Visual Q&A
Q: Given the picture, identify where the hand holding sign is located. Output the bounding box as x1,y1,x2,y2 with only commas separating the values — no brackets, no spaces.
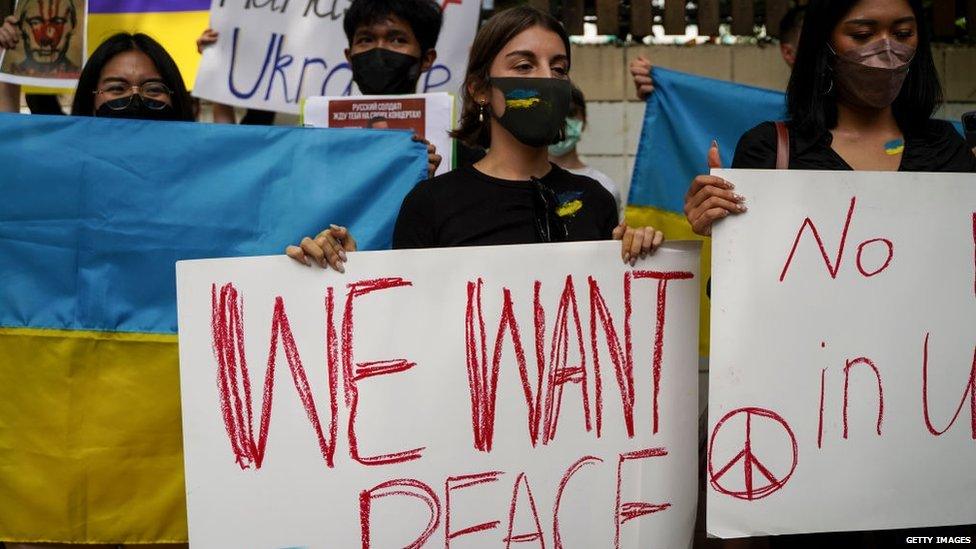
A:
684,141,746,236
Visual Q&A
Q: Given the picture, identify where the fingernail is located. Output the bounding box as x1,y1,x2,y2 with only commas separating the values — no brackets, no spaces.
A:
337,262,345,274
330,224,341,230
339,249,347,261
623,253,630,263
711,139,718,148
304,257,311,267
738,204,748,212
725,181,735,189
734,193,745,202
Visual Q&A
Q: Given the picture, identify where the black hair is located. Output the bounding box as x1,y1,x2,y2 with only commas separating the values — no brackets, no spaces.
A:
71,33,194,121
451,6,571,148
343,0,443,54
568,83,586,120
779,6,805,45
786,0,942,136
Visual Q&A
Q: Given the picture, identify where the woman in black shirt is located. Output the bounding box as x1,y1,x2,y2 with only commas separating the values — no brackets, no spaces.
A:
288,6,663,270
685,0,976,236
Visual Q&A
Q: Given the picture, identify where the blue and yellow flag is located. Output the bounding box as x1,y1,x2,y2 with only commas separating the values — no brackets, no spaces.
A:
626,67,786,356
0,114,427,543
88,0,211,88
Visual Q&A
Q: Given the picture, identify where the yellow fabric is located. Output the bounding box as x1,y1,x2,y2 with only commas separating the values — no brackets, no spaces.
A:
625,205,711,357
87,11,210,90
0,328,188,543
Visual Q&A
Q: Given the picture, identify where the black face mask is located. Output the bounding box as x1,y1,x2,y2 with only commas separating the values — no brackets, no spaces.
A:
95,95,178,121
350,48,422,95
490,77,572,148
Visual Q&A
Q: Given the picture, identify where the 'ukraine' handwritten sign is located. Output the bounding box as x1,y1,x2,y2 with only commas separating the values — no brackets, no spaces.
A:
708,169,976,537
193,0,480,114
176,242,700,548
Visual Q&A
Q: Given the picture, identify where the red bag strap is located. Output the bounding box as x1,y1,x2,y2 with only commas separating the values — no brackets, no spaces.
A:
774,121,790,170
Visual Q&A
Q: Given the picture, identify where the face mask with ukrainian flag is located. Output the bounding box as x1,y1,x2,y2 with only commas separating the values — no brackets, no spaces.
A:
490,77,572,148
548,117,584,157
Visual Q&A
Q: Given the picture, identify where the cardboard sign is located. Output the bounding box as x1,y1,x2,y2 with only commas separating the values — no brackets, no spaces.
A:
708,169,976,537
0,0,87,87
303,92,454,175
192,0,480,114
176,241,701,548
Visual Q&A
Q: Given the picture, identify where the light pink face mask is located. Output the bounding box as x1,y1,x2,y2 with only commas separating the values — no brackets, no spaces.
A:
830,38,916,109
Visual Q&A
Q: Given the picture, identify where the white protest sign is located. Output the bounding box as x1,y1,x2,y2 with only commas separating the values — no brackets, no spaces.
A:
303,92,454,175
707,169,976,538
176,241,700,548
193,0,480,114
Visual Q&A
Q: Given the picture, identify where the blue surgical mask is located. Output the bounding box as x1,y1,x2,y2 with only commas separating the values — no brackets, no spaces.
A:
548,117,584,157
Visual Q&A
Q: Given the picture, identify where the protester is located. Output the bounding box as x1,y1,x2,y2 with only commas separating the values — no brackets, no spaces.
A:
286,6,663,271
196,0,442,176
0,4,19,113
778,6,805,67
686,0,976,238
70,33,194,121
548,83,622,212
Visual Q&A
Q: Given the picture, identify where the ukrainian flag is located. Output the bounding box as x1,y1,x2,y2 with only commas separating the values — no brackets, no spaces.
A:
0,114,427,543
88,0,212,89
626,67,786,356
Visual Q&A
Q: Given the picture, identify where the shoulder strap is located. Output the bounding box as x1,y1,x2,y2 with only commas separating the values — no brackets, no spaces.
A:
774,121,790,170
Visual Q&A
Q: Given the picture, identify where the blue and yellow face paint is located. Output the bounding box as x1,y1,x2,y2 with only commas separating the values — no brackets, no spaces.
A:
884,138,905,155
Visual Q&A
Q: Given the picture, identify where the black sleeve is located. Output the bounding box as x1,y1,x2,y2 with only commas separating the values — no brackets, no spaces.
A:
937,122,976,173
600,187,619,238
731,121,778,169
392,182,435,249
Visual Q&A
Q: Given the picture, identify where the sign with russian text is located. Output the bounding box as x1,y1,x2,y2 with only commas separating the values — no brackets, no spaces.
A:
176,241,700,548
192,0,479,114
303,92,454,175
708,169,976,537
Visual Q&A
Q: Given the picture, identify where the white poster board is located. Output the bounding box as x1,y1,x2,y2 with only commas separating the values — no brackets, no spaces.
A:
708,169,976,538
193,0,480,114
303,92,454,175
176,241,700,548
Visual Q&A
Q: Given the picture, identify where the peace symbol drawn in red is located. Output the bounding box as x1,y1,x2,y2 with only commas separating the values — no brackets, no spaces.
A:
708,407,798,501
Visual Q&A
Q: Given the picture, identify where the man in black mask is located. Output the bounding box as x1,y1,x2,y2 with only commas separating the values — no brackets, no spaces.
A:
342,0,442,96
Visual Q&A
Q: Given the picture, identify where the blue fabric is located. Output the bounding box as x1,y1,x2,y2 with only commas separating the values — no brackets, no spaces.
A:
629,67,786,212
629,67,968,212
0,114,428,334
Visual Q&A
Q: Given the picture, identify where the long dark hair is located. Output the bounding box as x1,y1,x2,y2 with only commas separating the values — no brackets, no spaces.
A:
450,6,571,149
786,0,942,135
71,33,194,121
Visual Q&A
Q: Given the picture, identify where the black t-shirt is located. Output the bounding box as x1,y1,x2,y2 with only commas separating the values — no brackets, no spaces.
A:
392,163,618,249
733,119,976,172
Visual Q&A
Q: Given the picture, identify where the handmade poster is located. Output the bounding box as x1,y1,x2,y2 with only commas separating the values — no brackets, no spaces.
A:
193,0,480,114
176,241,701,548
707,170,976,537
0,0,86,87
303,91,454,175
